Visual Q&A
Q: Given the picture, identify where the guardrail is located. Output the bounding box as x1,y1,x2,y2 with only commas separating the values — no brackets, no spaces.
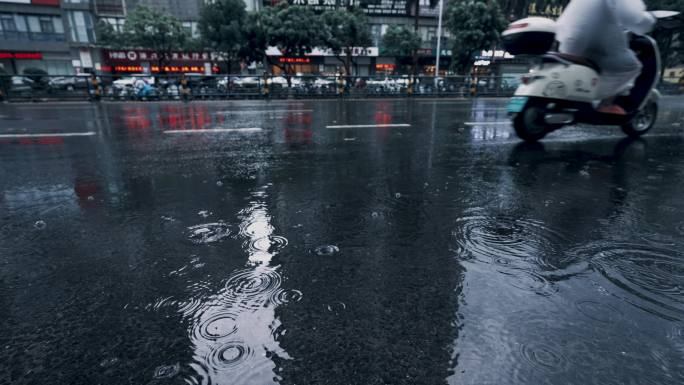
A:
0,74,681,102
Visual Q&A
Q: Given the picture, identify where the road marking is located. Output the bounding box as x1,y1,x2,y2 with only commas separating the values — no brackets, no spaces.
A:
217,109,312,115
326,123,411,129
0,132,95,138
464,121,510,126
164,128,263,134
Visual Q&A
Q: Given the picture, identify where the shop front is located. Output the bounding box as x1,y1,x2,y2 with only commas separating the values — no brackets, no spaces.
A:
472,49,528,92
0,51,73,75
101,50,220,75
266,47,379,76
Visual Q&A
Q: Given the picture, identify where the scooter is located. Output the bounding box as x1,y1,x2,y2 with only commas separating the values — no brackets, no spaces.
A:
503,11,681,142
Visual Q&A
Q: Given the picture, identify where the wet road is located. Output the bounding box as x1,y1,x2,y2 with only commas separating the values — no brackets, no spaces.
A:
1,98,684,385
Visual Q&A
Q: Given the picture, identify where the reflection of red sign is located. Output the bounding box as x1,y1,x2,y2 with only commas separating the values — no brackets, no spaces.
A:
375,64,395,71
0,52,43,60
279,57,310,64
113,65,219,73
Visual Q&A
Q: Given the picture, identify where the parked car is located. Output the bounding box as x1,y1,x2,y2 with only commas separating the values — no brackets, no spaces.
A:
232,77,260,90
8,76,38,96
48,76,90,92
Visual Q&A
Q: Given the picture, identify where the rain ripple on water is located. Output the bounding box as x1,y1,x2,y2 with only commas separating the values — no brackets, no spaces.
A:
206,342,253,371
187,222,231,244
192,309,240,341
578,242,684,319
452,214,570,269
221,267,283,309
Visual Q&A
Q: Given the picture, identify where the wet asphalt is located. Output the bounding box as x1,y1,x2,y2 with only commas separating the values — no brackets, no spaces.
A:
1,97,683,385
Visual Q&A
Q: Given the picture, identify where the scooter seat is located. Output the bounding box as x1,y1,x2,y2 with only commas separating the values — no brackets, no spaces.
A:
543,52,601,74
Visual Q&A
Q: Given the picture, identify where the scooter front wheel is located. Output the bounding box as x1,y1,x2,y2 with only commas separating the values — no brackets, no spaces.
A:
622,101,657,137
513,104,550,142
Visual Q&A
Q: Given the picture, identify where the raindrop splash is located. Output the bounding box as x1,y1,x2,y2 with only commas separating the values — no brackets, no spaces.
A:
153,363,180,379
187,222,230,244
315,245,339,256
206,343,253,371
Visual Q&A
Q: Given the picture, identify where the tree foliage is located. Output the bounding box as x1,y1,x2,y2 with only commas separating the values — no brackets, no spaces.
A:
321,7,372,75
199,0,247,65
95,20,125,48
260,3,324,73
95,6,189,69
446,0,507,74
241,11,269,65
123,6,188,61
381,25,421,58
645,0,684,75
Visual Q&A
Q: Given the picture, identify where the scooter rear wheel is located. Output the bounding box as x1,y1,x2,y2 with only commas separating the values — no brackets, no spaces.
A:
621,101,657,137
513,104,550,142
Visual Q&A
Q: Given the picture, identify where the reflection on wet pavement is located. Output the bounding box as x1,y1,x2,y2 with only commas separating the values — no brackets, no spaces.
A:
0,98,683,384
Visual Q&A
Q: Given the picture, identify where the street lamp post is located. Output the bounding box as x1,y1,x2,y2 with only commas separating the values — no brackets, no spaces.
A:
434,0,445,88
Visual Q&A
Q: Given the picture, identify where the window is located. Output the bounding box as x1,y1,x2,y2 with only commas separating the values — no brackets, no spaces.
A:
27,16,41,33
40,17,55,33
53,17,64,34
181,21,199,38
67,10,94,43
426,27,437,42
14,15,27,32
1,14,63,40
1,14,17,32
182,21,193,37
103,17,124,32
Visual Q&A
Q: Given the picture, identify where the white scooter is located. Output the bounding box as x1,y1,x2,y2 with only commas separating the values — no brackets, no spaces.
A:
503,11,680,142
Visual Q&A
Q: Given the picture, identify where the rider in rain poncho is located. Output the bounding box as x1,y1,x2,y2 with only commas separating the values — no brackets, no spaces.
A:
555,0,656,114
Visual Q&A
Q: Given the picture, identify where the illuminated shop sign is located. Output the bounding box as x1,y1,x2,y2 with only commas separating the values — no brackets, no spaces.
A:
0,52,43,60
278,57,311,64
113,65,219,73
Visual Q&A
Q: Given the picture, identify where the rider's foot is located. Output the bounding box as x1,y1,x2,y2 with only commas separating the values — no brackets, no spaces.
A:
597,104,626,115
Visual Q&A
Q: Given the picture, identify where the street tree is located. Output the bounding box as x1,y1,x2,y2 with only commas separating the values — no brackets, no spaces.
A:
381,25,421,73
445,0,507,74
199,0,248,73
122,6,188,71
241,11,269,66
645,0,684,78
320,7,372,76
261,3,324,78
95,20,128,49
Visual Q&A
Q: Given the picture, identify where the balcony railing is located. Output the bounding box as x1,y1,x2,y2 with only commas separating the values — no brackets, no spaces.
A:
1,31,66,42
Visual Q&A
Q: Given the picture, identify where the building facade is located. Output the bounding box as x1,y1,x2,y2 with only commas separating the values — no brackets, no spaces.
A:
0,0,73,75
0,0,212,75
0,0,571,76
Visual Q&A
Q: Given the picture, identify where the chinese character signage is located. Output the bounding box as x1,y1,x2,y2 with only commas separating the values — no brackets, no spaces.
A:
275,0,409,16
0,52,43,60
104,50,218,63
112,65,220,73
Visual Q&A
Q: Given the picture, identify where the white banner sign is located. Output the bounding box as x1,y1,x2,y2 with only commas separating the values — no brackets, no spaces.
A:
267,47,379,57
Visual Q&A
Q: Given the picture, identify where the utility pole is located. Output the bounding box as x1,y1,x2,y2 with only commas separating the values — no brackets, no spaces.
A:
434,0,444,87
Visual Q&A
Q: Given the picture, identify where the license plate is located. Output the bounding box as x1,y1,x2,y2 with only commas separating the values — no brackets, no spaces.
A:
507,97,528,113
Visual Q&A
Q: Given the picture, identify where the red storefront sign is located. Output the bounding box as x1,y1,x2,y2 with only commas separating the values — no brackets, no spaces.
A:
375,64,395,71
31,0,60,5
0,52,43,60
104,50,215,63
279,57,311,64
0,1,60,5
113,65,219,74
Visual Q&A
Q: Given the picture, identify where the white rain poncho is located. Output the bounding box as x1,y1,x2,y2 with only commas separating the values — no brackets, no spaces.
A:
555,0,656,99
